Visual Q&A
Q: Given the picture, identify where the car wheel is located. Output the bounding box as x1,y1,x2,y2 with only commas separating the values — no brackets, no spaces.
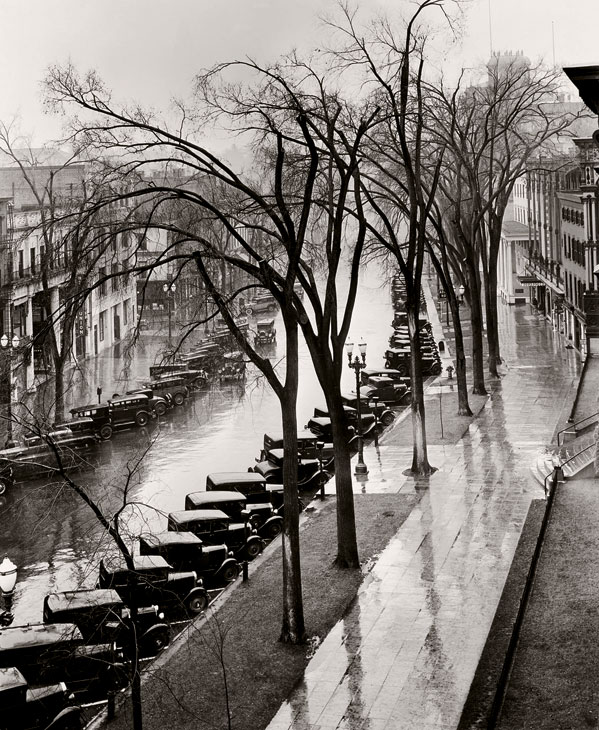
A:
267,520,282,539
221,563,240,583
381,411,395,426
136,411,150,427
173,392,185,406
155,402,167,416
99,424,113,440
186,592,208,615
143,628,170,655
246,541,262,560
0,480,6,496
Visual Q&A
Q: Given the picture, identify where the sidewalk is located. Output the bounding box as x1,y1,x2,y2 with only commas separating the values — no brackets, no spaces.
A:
266,303,581,730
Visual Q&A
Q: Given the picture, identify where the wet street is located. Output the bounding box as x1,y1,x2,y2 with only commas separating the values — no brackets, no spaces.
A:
0,266,394,624
266,303,581,730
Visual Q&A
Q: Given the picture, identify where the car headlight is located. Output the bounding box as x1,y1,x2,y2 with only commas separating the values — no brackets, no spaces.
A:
228,551,234,557
158,612,165,620
252,528,258,535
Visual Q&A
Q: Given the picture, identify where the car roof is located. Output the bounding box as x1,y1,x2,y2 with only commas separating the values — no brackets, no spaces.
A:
187,491,246,505
264,430,316,443
207,472,265,487
71,403,109,412
169,509,230,523
102,554,171,572
0,623,83,650
141,531,202,547
44,589,123,613
0,666,27,692
109,393,149,404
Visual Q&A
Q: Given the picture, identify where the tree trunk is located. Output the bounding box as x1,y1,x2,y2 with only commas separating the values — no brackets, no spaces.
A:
54,359,65,423
450,299,472,416
485,253,501,378
325,378,359,570
279,315,306,644
407,306,436,475
466,262,487,395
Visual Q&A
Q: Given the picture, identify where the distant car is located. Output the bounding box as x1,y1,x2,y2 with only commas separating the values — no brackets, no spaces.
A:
42,589,170,657
253,319,276,346
168,509,263,560
126,388,170,416
97,555,208,617
139,532,239,586
141,377,189,406
0,666,81,730
185,490,283,539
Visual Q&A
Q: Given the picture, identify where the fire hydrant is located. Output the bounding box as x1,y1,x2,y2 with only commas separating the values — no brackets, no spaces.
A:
446,365,454,380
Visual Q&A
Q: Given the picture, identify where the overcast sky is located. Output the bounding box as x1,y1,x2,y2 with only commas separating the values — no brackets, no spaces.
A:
2,0,598,145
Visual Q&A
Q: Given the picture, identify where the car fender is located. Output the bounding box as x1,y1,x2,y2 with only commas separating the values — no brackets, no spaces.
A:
44,706,82,730
260,514,283,533
140,621,170,645
184,585,208,604
246,534,264,550
214,556,239,576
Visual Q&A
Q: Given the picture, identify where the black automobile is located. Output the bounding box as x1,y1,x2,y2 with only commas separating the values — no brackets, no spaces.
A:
362,377,409,405
97,555,208,617
252,449,332,492
340,393,396,426
384,348,441,376
185,490,283,539
42,589,170,657
260,430,334,463
305,416,358,448
0,624,124,697
253,319,276,346
51,418,97,440
125,388,170,416
138,532,239,586
205,472,286,512
167,509,263,561
0,666,81,730
360,368,409,387
70,394,154,440
141,377,189,406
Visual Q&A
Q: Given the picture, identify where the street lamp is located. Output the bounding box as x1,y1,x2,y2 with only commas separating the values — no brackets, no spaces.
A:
346,339,368,476
446,284,466,325
0,556,17,626
162,282,177,345
0,333,19,448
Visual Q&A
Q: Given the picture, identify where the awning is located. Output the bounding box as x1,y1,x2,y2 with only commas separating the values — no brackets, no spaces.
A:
517,275,541,286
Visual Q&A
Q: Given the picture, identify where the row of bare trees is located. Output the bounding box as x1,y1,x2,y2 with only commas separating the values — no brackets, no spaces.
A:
1,3,582,727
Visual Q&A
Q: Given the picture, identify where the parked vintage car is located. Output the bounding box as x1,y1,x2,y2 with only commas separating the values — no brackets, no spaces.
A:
218,352,246,381
138,532,239,585
185,490,283,539
360,368,409,386
259,431,334,463
125,388,170,416
152,369,208,391
0,429,98,488
205,472,285,512
70,394,154,440
305,416,357,447
362,377,409,405
384,348,442,376
0,624,124,697
97,555,208,617
178,343,224,373
42,589,170,657
253,319,276,346
253,449,332,491
51,418,97,440
247,292,278,315
0,666,81,730
168,509,263,560
340,393,395,426
141,377,189,406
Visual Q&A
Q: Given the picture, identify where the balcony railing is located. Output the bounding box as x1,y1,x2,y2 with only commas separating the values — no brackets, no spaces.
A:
526,253,564,289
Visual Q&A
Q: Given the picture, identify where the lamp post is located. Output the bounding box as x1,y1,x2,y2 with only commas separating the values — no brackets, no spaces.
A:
446,284,465,325
346,339,368,476
162,282,177,345
0,556,17,626
0,334,19,448
316,441,325,499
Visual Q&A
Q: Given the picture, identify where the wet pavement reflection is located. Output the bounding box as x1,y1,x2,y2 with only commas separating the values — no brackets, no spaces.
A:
267,303,580,730
0,265,394,625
